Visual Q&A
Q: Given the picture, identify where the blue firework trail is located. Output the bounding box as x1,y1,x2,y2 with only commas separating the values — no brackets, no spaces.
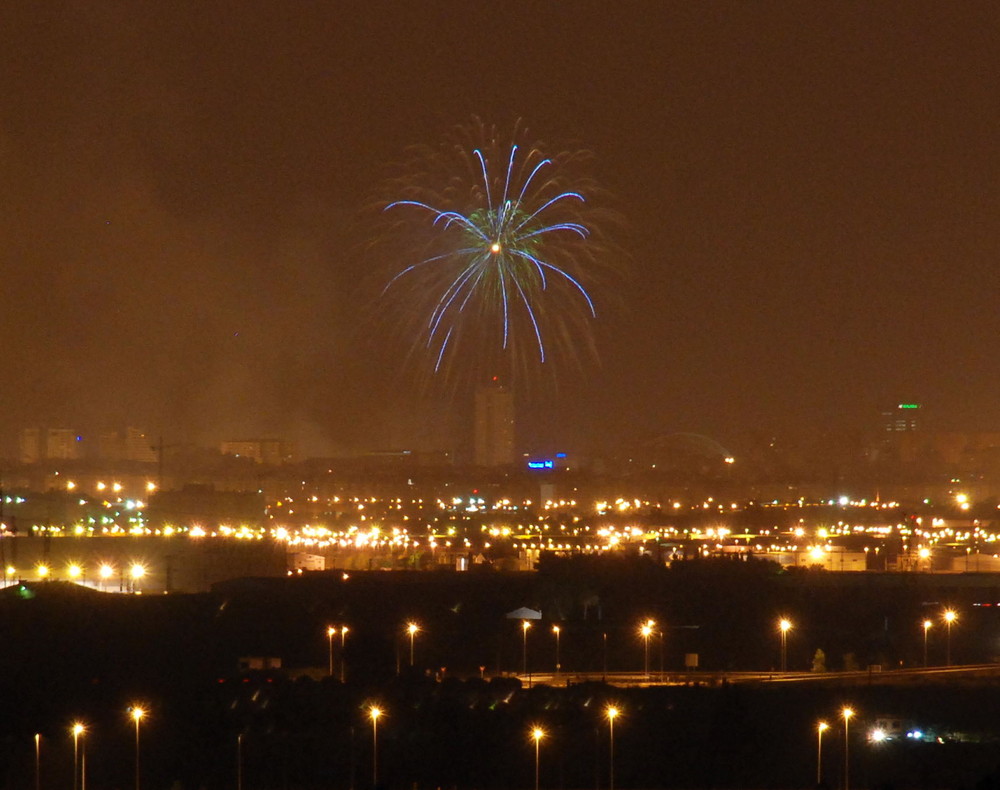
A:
378,121,614,388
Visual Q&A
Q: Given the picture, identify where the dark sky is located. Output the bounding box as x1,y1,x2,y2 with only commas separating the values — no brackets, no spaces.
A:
2,2,998,457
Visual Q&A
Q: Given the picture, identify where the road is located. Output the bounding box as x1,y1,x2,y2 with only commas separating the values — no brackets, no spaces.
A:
512,663,1000,688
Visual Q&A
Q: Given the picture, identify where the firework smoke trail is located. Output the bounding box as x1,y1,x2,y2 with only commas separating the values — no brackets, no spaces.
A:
377,120,616,392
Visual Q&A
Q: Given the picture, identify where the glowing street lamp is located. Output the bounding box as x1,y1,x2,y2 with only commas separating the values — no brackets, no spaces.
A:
34,733,40,790
779,618,792,672
606,706,620,790
327,626,337,676
552,625,561,675
406,622,420,667
640,620,655,678
68,563,83,582
842,707,854,790
71,722,86,790
130,563,146,593
130,706,145,790
340,625,349,682
369,706,382,787
36,564,49,580
521,620,532,676
943,609,957,666
922,619,932,667
531,727,545,790
816,721,829,786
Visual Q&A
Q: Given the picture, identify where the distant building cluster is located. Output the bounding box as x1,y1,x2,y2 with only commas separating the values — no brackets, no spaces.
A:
19,428,82,463
220,439,297,465
19,427,155,464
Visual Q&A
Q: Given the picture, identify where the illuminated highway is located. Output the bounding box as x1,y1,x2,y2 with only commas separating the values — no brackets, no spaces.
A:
517,663,1000,688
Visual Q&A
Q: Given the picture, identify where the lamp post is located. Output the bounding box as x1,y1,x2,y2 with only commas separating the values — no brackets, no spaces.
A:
640,620,654,678
327,626,337,676
370,706,382,788
943,609,957,666
816,721,829,786
922,619,932,667
236,733,243,790
131,706,145,790
842,707,854,790
552,625,561,676
340,626,349,682
99,563,114,591
531,727,545,790
606,706,619,790
130,563,145,593
34,733,40,790
779,618,792,672
71,723,85,790
407,622,420,667
522,620,531,676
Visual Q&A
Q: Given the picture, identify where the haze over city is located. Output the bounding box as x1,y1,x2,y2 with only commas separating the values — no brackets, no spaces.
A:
7,7,1000,789
3,3,998,458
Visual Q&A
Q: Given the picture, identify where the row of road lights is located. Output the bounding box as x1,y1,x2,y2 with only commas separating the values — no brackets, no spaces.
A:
778,608,959,670
339,704,626,790
50,700,908,790
923,609,958,666
328,610,961,684
816,707,854,790
47,707,145,790
17,562,147,588
329,619,646,680
531,705,621,790
326,625,350,681
350,703,624,790
327,622,425,681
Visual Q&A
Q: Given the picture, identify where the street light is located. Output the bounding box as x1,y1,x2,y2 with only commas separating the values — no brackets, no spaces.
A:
71,722,85,790
327,626,337,676
521,620,532,676
943,609,957,666
130,563,146,593
816,721,829,786
531,727,545,790
922,619,932,667
369,706,382,788
640,620,654,678
779,618,792,672
606,706,620,790
552,625,561,675
340,625,349,682
34,733,40,790
406,622,420,667
842,707,854,790
131,706,145,790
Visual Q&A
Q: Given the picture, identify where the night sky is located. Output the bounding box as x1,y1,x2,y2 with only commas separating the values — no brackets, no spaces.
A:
2,3,998,457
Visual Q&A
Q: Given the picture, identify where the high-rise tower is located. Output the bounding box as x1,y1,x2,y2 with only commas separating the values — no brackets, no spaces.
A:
474,381,515,467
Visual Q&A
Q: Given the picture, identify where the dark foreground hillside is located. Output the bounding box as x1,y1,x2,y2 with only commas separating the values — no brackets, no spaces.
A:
3,557,1000,789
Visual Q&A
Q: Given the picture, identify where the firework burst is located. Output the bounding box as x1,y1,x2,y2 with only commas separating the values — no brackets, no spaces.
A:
376,120,618,392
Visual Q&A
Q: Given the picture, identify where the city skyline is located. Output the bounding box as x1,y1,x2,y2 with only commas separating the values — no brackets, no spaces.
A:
2,4,998,457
